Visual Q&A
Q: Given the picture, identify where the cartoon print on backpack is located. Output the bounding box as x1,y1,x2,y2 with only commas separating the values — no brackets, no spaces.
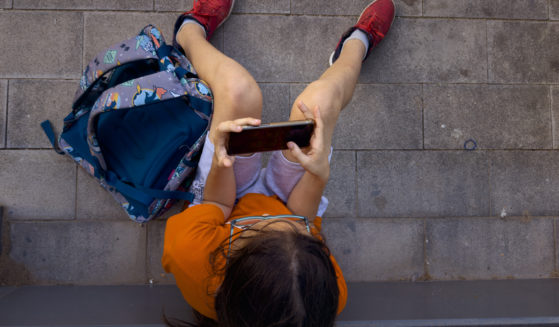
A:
120,43,131,52
136,34,156,53
105,92,121,110
133,85,167,106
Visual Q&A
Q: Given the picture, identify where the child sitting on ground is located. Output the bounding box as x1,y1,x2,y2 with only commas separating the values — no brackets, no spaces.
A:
162,0,395,325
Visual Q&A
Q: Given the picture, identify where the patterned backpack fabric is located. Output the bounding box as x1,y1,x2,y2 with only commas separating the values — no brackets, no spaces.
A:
41,25,213,223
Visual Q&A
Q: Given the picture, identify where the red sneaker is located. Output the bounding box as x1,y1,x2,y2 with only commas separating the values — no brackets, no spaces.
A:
329,0,395,65
173,0,235,41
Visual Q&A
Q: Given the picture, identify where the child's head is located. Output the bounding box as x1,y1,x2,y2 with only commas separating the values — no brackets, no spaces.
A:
213,223,339,327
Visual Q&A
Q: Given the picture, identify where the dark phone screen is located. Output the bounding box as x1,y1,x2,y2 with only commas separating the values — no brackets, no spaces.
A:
226,120,314,155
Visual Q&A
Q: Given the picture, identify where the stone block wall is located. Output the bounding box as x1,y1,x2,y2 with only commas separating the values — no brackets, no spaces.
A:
1,0,559,285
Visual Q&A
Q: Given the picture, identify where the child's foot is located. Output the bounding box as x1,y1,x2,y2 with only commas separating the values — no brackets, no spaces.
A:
329,0,395,66
173,0,235,46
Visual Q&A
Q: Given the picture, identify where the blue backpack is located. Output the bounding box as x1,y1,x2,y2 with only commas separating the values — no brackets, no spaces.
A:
41,25,213,223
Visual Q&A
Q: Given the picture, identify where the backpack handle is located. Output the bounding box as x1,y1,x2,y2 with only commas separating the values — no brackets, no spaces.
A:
73,25,170,112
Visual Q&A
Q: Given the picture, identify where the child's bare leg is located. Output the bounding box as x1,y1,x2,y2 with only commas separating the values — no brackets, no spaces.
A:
176,24,263,143
284,0,395,162
283,40,365,161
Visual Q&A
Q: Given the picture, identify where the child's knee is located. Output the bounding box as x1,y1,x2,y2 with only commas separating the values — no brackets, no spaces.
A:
292,80,343,124
220,72,263,119
302,80,343,110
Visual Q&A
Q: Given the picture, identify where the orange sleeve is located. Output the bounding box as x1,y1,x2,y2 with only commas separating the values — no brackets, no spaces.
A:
162,204,229,321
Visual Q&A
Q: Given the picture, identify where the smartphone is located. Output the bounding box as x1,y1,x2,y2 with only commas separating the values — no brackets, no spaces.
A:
226,119,315,155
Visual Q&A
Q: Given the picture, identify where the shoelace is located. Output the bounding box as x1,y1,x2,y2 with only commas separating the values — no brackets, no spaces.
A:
365,12,387,47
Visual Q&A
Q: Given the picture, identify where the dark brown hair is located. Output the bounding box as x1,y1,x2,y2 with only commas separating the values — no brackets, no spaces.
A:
166,222,339,327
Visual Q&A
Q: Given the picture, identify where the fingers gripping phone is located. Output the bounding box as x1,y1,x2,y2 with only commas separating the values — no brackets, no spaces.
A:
226,119,315,155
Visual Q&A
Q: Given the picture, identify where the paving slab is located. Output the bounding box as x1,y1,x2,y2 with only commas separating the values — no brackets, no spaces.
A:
423,0,548,19
3,281,559,326
553,86,559,148
0,285,191,326
323,151,357,218
361,18,487,84
292,0,422,16
155,0,190,12
488,21,559,83
556,219,559,272
147,221,176,285
424,84,552,150
260,83,292,122
0,287,16,300
76,169,130,220
322,218,424,281
0,80,6,148
9,221,147,284
84,11,226,66
13,0,153,10
0,11,82,79
84,12,179,64
0,150,76,220
0,0,10,8
339,280,559,323
235,0,289,14
552,0,559,20
426,217,555,280
490,151,559,217
357,151,490,218
291,83,422,150
7,79,76,149
224,15,354,83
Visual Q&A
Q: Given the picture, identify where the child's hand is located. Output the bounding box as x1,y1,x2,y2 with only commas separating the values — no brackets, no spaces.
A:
286,101,330,183
212,117,261,168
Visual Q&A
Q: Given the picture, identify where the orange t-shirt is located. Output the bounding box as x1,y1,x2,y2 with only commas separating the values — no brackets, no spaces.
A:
162,193,347,321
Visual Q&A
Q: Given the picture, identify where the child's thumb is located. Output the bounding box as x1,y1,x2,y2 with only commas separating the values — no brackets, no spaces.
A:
287,142,306,163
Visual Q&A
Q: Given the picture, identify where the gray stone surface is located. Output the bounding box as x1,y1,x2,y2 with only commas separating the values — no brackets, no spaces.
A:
0,12,82,79
554,86,559,148
0,80,6,148
292,0,422,16
2,0,559,287
423,0,548,19
76,169,129,220
424,85,552,150
260,83,292,122
224,15,354,83
84,13,178,63
552,0,559,20
84,12,224,63
323,151,356,218
357,151,490,218
426,217,555,280
0,150,76,220
488,21,559,83
235,0,289,14
9,221,147,284
360,18,487,83
155,0,191,12
147,221,176,285
490,151,559,217
322,218,425,281
339,84,422,149
290,83,423,149
13,0,153,10
7,80,76,149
